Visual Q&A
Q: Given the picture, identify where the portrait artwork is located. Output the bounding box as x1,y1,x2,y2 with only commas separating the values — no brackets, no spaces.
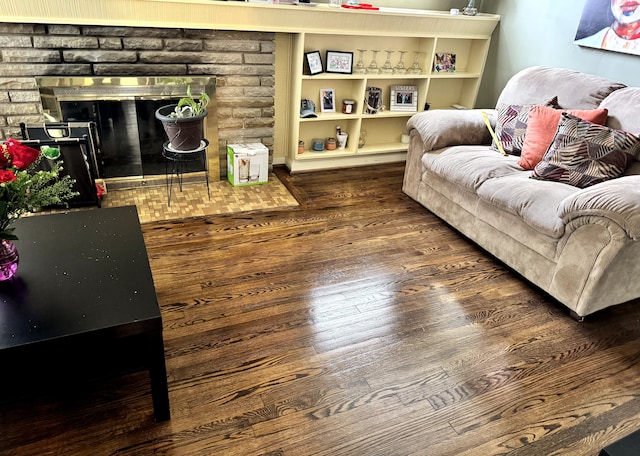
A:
575,0,640,56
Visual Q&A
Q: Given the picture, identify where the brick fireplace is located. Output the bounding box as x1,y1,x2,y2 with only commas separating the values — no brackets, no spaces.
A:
0,22,275,179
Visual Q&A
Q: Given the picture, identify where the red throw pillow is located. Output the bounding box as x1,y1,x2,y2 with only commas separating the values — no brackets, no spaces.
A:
518,106,608,170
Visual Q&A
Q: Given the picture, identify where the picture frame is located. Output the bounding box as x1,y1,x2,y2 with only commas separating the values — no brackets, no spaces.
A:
304,51,323,75
433,52,456,73
325,50,353,74
320,88,336,113
390,85,418,112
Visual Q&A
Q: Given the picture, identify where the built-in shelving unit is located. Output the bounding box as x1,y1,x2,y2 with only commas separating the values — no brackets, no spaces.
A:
285,32,495,173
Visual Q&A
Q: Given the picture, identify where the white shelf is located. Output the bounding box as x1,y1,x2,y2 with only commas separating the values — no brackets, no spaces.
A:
285,31,495,173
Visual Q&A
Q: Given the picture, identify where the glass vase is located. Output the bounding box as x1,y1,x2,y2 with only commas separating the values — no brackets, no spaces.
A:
0,239,19,281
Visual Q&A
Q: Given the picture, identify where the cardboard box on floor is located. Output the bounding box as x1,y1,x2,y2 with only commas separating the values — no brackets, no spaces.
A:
227,143,269,186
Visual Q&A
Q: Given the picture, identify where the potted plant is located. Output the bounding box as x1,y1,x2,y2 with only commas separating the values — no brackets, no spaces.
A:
155,85,210,151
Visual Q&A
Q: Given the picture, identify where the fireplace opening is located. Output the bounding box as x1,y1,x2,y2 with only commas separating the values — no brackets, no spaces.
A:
35,77,217,182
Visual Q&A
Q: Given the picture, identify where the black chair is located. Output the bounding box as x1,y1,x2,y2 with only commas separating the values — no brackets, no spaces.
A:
19,137,101,208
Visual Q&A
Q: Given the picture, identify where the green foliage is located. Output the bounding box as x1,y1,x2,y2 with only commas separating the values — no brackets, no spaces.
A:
169,85,210,118
0,159,78,240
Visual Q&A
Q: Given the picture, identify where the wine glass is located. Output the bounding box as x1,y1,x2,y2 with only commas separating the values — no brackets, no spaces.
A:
358,129,367,148
354,49,367,74
367,50,381,74
395,50,408,75
381,50,395,74
409,51,423,75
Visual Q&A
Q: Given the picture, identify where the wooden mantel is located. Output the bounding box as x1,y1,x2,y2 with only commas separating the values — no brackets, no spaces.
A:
0,0,499,37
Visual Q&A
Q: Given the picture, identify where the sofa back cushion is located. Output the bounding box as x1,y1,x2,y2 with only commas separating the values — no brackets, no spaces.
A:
599,87,640,135
599,87,640,175
496,66,626,110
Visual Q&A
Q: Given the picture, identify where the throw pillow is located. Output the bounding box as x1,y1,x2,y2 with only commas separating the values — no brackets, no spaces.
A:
518,106,609,170
492,96,561,156
531,113,640,188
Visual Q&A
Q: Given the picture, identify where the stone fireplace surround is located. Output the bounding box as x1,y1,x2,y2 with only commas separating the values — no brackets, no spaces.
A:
0,22,275,180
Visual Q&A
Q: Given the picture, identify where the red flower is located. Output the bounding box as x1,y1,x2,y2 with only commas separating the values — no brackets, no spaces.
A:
0,169,16,183
4,138,40,170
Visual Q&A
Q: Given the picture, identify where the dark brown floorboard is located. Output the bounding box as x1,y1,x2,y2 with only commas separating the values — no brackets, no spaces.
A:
2,163,640,456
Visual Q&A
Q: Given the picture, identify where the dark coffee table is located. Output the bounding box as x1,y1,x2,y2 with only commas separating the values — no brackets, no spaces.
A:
0,206,170,421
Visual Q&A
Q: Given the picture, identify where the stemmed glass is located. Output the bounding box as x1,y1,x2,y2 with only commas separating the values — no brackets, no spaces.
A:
354,49,367,74
409,51,423,75
367,50,381,74
358,129,367,148
381,50,395,74
395,50,408,74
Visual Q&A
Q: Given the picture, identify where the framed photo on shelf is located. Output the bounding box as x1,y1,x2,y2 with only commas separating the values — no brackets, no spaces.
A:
325,50,353,74
390,85,418,112
304,51,323,75
433,52,456,73
320,88,336,113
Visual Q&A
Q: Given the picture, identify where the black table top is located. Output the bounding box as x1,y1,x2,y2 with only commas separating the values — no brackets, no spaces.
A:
0,206,160,350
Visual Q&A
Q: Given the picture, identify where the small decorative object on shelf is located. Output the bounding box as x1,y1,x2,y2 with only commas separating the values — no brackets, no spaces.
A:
337,132,348,149
365,87,383,114
409,51,423,74
358,130,367,148
0,138,78,280
312,138,325,151
390,85,418,112
395,50,408,74
342,99,356,114
367,50,381,74
381,50,395,74
325,50,353,74
462,0,478,15
433,53,456,73
320,88,336,113
304,51,323,75
354,49,367,74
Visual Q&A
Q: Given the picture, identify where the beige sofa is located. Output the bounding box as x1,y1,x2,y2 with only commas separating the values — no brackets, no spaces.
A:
403,66,640,319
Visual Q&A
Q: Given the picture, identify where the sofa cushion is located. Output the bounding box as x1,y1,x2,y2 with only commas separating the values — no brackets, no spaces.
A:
423,146,523,192
599,87,640,135
496,66,626,110
476,173,577,238
532,113,640,188
492,97,560,155
518,106,609,170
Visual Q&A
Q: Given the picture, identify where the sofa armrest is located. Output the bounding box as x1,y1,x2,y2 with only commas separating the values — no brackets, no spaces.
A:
406,109,494,152
558,176,640,240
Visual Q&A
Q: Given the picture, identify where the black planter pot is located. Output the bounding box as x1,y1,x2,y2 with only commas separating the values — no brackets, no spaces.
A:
155,104,208,151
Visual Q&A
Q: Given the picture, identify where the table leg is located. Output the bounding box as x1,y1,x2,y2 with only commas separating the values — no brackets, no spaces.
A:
147,328,170,422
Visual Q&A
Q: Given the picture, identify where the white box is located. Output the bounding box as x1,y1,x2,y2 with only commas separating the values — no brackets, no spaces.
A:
227,143,269,186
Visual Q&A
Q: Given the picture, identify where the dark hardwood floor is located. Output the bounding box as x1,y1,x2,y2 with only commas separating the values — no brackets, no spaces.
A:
2,163,640,455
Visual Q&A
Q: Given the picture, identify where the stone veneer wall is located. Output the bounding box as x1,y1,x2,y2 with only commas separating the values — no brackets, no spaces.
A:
0,23,275,178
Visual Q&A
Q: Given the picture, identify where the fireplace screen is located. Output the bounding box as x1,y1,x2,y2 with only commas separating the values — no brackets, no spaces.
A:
36,77,216,180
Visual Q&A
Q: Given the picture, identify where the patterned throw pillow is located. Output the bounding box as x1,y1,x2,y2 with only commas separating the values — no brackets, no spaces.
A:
531,113,640,188
518,106,609,170
492,96,561,155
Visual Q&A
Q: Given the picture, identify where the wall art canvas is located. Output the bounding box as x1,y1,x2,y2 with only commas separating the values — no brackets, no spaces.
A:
574,0,640,56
